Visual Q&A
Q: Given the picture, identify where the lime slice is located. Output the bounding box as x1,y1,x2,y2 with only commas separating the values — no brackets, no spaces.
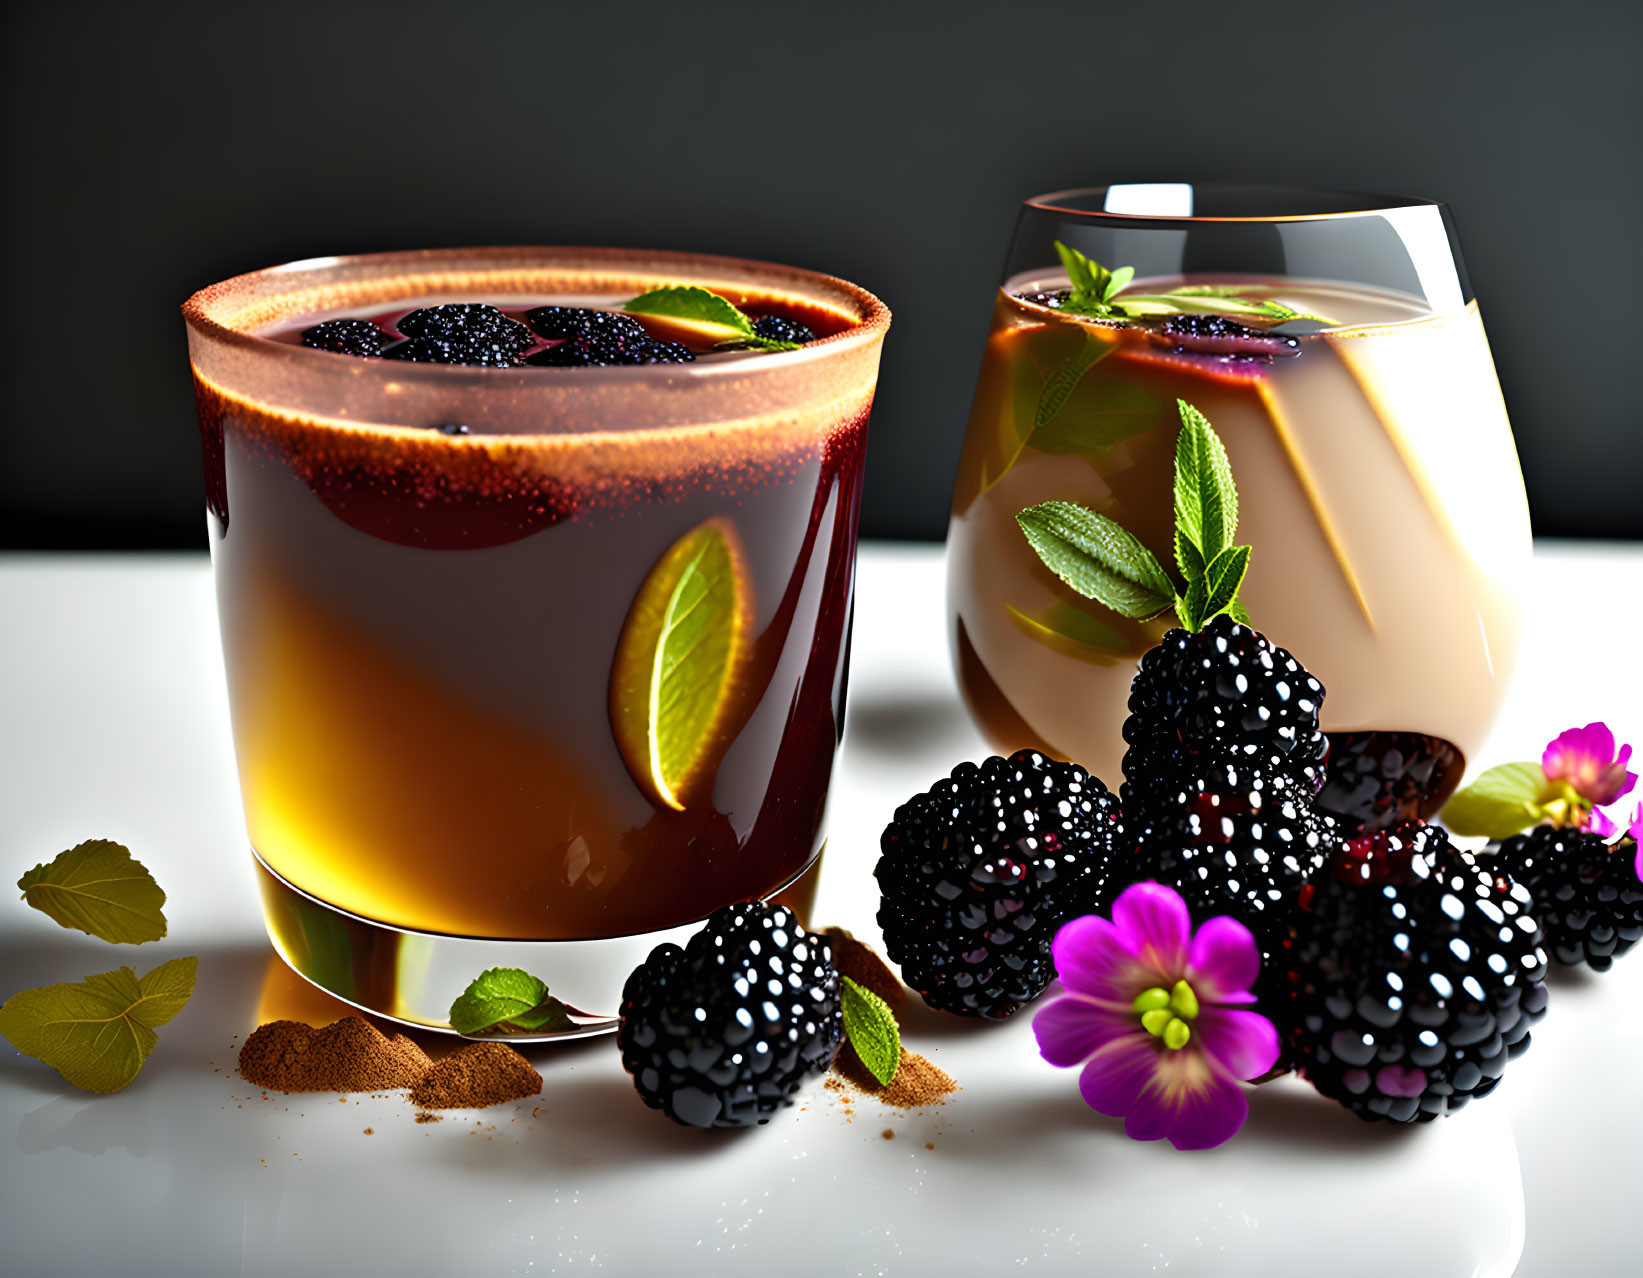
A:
610,519,749,811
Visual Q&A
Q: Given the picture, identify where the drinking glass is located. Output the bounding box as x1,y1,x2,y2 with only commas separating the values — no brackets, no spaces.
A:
184,247,889,1036
946,184,1530,829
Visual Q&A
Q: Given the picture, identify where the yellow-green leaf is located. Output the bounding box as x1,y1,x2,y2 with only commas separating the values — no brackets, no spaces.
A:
0,956,197,1093
18,839,167,944
1006,603,1129,666
610,519,749,811
840,974,901,1087
1441,762,1547,839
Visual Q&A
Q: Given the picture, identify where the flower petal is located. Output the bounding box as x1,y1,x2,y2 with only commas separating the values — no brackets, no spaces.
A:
1185,915,1262,1002
1590,806,1621,840
1110,881,1192,975
1033,993,1133,1068
1194,1006,1281,1082
1052,914,1159,999
1076,1033,1159,1120
1163,1074,1251,1151
1542,722,1613,783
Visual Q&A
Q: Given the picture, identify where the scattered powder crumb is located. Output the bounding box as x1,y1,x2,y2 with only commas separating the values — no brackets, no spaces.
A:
881,1129,895,1140
415,1111,443,1124
924,1142,934,1150
832,1043,959,1109
363,1127,374,1136
823,927,905,1006
238,1018,430,1094
410,1041,542,1111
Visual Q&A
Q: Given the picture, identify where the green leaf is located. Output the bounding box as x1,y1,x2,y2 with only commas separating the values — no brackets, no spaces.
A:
716,334,802,353
1202,544,1251,622
1174,526,1206,584
1006,602,1130,665
1177,577,1208,632
1053,240,1120,315
0,956,196,1093
448,967,573,1035
610,519,747,811
1173,400,1238,569
1015,501,1176,621
1032,336,1107,433
1104,265,1134,301
18,840,167,944
840,975,901,1087
1228,599,1253,626
624,285,757,340
1441,763,1549,839
1028,376,1157,460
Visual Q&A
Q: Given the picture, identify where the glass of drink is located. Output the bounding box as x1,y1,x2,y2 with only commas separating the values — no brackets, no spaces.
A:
183,247,889,1036
947,184,1530,831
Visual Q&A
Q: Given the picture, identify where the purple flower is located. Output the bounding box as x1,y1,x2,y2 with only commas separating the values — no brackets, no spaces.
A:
1033,882,1279,1151
1543,722,1637,808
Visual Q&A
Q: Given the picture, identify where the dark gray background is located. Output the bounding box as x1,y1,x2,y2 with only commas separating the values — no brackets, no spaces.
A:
3,0,1638,548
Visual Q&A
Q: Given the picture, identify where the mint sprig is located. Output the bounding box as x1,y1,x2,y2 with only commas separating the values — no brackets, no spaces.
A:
623,285,802,352
449,967,574,1035
1014,399,1252,633
1049,241,1334,325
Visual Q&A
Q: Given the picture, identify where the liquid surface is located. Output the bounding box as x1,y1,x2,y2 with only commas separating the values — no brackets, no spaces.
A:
947,275,1531,792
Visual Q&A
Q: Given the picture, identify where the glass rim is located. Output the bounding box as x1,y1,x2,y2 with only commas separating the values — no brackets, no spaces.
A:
181,244,891,383
1023,182,1446,225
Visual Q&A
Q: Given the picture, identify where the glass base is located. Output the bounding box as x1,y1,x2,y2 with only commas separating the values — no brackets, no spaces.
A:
253,846,825,1041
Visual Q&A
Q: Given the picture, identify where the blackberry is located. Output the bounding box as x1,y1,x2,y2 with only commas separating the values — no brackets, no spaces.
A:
1123,614,1328,781
381,335,523,367
1283,821,1548,1123
1316,731,1466,836
524,306,648,344
1129,783,1338,965
1161,313,1301,358
750,315,815,345
396,303,533,352
526,331,695,367
301,318,388,357
1120,737,1326,841
1492,826,1643,971
617,902,840,1128
875,750,1121,1019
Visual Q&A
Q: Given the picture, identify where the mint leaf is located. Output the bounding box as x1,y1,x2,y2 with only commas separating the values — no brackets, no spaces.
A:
1016,502,1175,621
1033,336,1107,433
449,968,572,1035
1174,400,1238,567
0,956,197,1094
1103,265,1134,302
1441,763,1549,840
840,975,901,1087
1177,576,1208,632
1228,599,1253,627
18,840,167,944
1203,545,1251,622
623,285,802,348
1028,376,1158,461
1175,525,1206,584
1053,241,1117,315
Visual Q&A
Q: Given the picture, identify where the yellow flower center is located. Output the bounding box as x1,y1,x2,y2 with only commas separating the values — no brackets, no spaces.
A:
1133,979,1199,1050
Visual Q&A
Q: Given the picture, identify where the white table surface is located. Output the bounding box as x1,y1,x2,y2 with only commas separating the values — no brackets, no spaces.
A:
1,540,1640,1278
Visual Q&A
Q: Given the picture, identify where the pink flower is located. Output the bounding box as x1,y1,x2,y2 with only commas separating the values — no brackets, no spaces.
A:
1543,722,1637,808
1032,882,1279,1151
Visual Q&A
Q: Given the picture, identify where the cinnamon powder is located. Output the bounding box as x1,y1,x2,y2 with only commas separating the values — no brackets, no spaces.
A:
824,927,905,1006
834,1042,958,1109
238,1017,541,1112
239,1018,430,1094
410,1041,542,1111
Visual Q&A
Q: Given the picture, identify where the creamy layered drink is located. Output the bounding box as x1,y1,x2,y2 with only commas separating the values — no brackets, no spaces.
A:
948,247,1530,828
